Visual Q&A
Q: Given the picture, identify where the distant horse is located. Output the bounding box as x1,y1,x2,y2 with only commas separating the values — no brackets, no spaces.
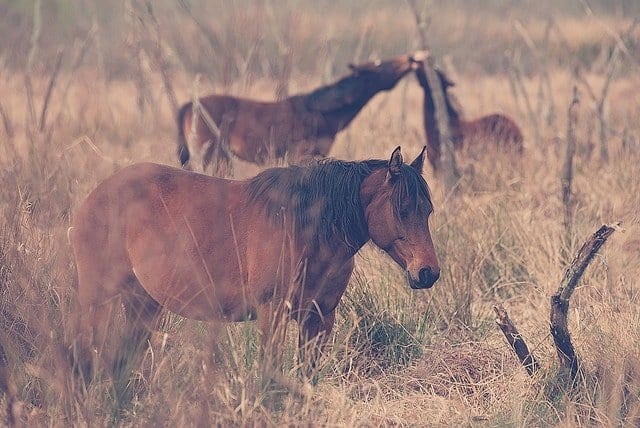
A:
415,66,523,171
70,147,440,376
177,52,427,173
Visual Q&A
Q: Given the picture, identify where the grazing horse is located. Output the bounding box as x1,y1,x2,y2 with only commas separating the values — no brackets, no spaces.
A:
176,52,427,173
70,147,440,376
415,66,524,171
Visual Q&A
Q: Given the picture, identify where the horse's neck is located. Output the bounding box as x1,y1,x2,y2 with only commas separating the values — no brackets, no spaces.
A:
308,74,405,134
321,86,388,134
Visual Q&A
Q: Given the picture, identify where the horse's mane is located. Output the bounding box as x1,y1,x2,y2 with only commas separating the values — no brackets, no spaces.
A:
247,158,431,249
417,67,465,122
302,73,376,113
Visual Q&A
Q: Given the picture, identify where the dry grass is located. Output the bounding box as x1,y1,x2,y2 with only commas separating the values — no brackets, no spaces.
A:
0,1,639,426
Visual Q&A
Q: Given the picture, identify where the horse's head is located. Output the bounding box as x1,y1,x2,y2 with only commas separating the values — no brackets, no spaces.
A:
347,53,424,89
360,147,440,289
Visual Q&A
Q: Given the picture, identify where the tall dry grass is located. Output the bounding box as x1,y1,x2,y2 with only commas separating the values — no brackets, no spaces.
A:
0,1,639,426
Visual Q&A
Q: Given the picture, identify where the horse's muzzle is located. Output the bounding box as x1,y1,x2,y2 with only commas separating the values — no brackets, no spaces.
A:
407,267,440,289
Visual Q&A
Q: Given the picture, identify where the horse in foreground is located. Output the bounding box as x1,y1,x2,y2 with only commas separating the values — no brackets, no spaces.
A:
176,52,427,173
415,66,524,171
70,147,440,376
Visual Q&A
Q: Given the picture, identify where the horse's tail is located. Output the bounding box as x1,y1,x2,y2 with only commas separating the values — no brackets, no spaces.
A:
176,102,192,168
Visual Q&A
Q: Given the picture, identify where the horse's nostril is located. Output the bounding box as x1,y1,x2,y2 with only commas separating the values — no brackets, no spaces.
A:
419,267,440,285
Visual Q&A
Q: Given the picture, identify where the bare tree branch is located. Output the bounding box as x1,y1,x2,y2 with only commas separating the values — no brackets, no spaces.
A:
579,0,640,69
406,0,460,192
494,304,540,376
550,222,621,381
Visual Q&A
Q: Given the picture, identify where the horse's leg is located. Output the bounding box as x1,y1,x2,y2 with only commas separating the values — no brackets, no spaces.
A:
297,307,336,380
111,276,161,406
119,276,162,371
73,255,125,379
202,138,233,177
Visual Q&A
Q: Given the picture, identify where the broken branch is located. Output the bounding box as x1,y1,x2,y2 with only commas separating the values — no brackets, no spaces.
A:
550,222,621,381
494,304,540,376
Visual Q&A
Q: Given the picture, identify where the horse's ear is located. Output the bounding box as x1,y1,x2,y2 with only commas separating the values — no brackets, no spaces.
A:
436,68,455,88
410,146,426,173
388,146,403,177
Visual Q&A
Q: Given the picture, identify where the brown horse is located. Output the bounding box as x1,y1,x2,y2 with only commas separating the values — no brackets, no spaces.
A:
415,66,524,171
70,147,439,376
176,52,427,173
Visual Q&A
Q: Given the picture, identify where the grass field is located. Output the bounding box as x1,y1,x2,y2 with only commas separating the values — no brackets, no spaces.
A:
0,0,639,426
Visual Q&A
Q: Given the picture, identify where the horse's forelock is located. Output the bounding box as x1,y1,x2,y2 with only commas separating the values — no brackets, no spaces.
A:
390,164,433,217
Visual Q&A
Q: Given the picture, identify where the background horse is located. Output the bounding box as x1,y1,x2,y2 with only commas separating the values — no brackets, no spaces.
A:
415,66,524,171
176,52,427,173
70,147,439,378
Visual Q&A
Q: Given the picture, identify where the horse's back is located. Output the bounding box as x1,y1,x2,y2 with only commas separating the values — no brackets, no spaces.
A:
71,163,286,320
470,113,523,151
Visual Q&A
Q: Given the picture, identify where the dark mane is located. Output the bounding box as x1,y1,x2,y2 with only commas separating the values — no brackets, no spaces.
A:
417,67,463,124
246,158,432,250
302,74,373,113
416,67,465,146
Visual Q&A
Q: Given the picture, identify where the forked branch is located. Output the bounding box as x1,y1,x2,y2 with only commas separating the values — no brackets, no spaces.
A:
550,223,620,381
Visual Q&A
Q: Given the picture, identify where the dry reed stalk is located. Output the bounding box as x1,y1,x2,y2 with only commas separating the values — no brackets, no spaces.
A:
579,0,640,68
24,0,41,128
0,102,14,139
562,86,579,243
265,0,293,100
352,25,372,65
550,223,621,382
514,19,556,136
143,0,179,117
38,49,64,132
574,18,638,163
178,0,224,62
190,75,222,143
507,53,541,147
51,27,95,129
505,53,526,119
